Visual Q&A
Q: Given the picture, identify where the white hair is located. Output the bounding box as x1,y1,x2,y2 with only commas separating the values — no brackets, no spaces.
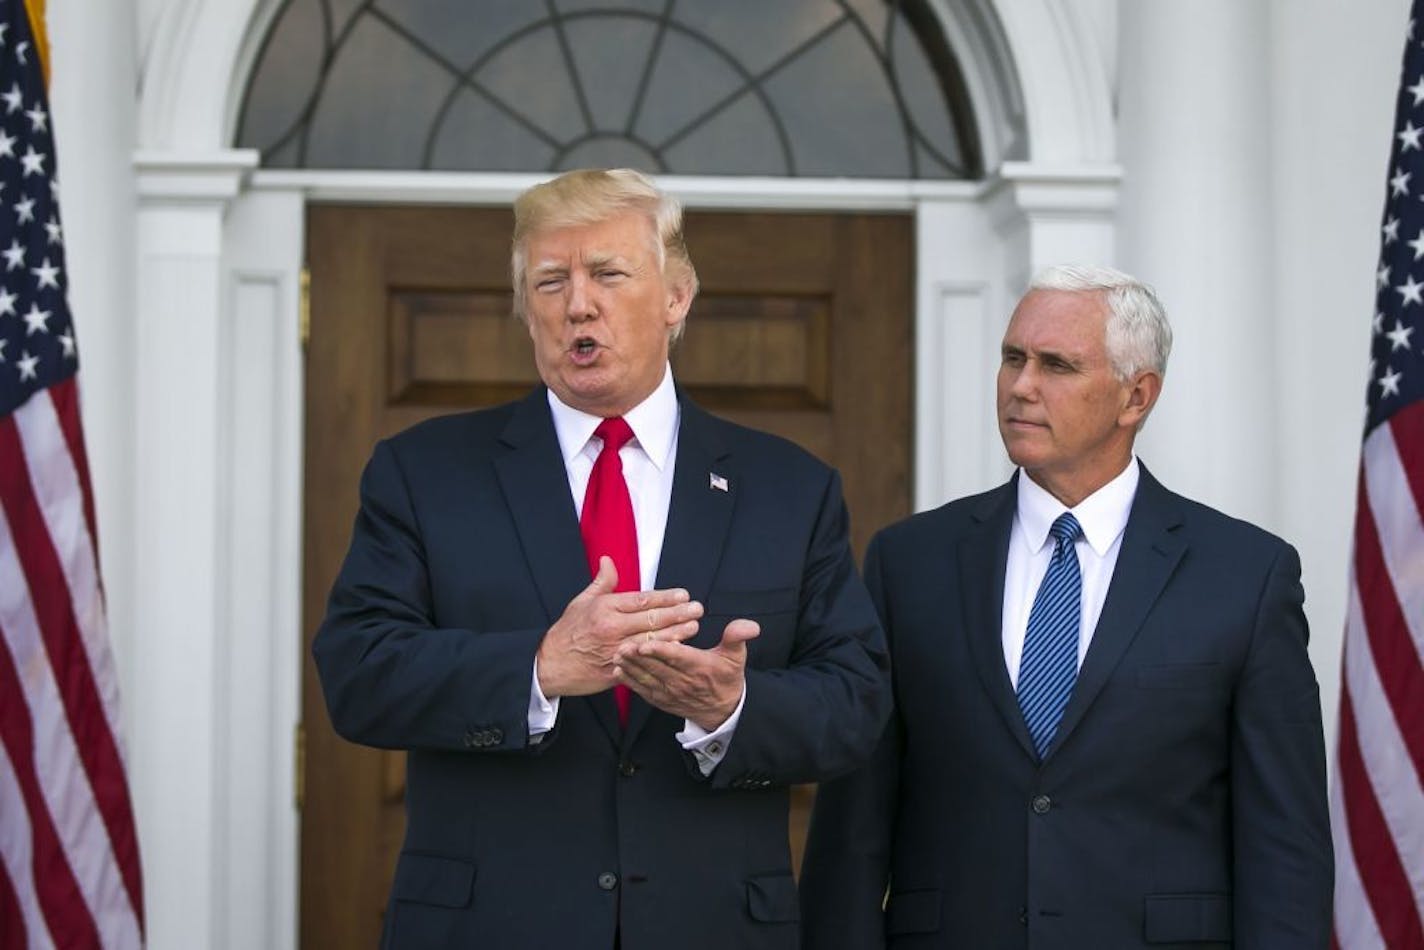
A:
1029,264,1173,380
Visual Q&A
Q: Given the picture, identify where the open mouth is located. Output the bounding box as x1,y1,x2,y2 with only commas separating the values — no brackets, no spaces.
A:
570,337,600,364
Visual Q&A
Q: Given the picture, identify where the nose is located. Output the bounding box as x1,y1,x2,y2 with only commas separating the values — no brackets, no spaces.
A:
1007,361,1038,400
565,272,596,322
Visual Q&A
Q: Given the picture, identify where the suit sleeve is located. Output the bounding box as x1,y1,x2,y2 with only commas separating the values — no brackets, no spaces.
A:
312,439,549,753
1230,542,1333,947
705,469,891,788
798,531,899,949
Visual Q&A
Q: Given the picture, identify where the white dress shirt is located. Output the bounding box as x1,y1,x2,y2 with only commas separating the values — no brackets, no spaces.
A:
1001,457,1140,688
527,365,743,772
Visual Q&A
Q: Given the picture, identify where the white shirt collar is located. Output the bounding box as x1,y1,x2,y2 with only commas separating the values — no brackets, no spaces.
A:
546,363,679,470
1015,456,1140,557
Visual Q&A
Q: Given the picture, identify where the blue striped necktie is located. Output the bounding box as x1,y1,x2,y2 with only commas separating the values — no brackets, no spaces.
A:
1017,511,1084,758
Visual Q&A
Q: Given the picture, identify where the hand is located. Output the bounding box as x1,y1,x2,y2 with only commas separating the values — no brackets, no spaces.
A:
536,556,703,698
614,618,760,731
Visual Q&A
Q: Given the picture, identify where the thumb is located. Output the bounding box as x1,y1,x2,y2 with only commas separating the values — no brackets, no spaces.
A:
718,618,761,656
585,555,618,596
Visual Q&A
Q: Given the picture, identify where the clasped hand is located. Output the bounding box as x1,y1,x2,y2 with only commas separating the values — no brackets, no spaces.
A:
536,557,758,731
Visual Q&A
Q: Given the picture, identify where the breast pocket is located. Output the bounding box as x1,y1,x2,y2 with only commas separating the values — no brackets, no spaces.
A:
701,586,798,666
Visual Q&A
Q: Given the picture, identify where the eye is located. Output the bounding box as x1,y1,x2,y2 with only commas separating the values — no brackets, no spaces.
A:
535,277,564,292
1044,357,1074,373
1001,350,1025,367
596,269,627,282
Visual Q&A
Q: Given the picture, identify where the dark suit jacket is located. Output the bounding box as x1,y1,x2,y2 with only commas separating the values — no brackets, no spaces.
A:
800,467,1332,949
313,388,889,950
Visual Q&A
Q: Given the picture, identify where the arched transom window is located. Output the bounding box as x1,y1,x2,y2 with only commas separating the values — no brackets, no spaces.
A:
236,0,981,178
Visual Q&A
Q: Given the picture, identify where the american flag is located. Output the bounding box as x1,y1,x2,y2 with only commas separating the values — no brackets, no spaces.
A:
0,0,144,947
1331,3,1424,946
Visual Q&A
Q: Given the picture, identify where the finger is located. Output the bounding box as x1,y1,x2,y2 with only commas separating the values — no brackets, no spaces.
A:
607,587,697,613
717,619,761,656
584,556,619,597
613,665,660,697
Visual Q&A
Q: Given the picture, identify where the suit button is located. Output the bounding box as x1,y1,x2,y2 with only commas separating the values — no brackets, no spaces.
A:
618,761,638,777
462,731,477,749
597,872,618,891
1018,907,1028,926
488,727,503,744
1031,794,1052,814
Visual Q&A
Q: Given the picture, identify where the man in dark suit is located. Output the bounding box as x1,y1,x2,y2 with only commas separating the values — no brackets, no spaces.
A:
800,265,1332,948
313,168,889,950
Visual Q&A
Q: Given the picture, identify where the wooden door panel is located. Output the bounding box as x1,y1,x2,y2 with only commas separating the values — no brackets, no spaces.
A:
301,205,911,949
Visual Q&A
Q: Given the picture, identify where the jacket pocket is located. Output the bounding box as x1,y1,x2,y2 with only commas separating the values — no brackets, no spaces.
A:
746,872,799,923
1144,893,1231,943
390,852,475,908
886,888,941,935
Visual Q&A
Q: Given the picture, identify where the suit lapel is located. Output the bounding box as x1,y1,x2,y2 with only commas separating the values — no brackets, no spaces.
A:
959,477,1039,760
625,396,735,745
1051,466,1186,754
493,388,623,745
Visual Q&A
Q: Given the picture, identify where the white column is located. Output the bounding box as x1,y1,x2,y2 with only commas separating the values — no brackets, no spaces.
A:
131,150,257,950
1117,1,1277,525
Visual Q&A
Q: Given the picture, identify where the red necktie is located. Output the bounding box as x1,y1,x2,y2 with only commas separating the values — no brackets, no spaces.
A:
580,417,640,725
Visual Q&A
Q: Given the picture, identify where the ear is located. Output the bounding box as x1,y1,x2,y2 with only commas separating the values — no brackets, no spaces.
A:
1119,371,1162,429
665,276,694,330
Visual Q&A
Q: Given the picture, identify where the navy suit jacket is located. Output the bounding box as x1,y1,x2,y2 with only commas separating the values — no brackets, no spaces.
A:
800,468,1332,949
313,388,889,950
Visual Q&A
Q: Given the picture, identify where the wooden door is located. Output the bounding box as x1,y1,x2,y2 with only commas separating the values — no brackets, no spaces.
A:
300,205,912,948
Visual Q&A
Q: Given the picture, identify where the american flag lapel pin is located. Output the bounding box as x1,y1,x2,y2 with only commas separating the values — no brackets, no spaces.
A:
709,472,729,492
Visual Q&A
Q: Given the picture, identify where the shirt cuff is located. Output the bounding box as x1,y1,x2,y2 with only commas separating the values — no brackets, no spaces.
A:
677,683,747,776
528,657,560,744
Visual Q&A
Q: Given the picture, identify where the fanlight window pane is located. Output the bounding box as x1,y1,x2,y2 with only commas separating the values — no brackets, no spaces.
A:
236,0,981,179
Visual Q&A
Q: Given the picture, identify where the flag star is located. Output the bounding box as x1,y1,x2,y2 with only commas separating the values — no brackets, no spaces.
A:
0,287,16,316
0,338,6,362
1384,216,1401,243
1391,167,1412,196
2,84,22,114
16,348,36,381
22,302,49,335
3,239,24,270
0,24,10,47
44,216,60,244
1400,122,1423,152
1377,365,1403,398
58,331,74,358
49,177,58,199
1386,319,1416,351
20,145,45,177
30,257,59,290
13,195,33,223
0,129,15,159
15,40,28,65
24,103,45,133
1394,273,1423,305
1374,311,1386,333
1378,263,1392,288
1410,231,1424,260
1410,75,1424,106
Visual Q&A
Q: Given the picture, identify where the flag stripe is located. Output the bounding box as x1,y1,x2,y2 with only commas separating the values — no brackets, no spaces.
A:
13,389,122,744
1330,731,1386,950
0,740,57,950
1337,686,1424,946
1389,400,1424,521
48,378,100,574
1365,418,1424,663
1344,580,1424,902
0,500,139,949
1352,468,1424,782
0,416,142,920
0,621,99,949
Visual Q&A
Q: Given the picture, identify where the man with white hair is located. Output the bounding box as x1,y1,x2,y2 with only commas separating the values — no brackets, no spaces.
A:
800,266,1332,948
